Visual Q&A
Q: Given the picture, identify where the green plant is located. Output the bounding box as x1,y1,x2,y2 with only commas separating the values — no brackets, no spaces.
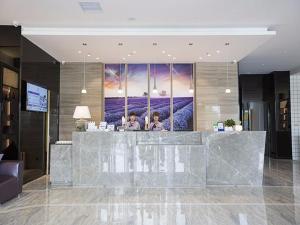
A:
224,119,236,127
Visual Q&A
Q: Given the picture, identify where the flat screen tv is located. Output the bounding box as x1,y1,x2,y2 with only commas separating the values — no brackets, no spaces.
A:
22,82,48,112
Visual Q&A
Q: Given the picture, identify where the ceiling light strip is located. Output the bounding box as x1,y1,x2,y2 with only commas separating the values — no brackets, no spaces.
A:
22,27,276,36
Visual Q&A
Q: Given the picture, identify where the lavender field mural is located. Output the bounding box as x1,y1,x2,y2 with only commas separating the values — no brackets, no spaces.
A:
104,63,194,130
127,64,148,129
104,64,125,126
173,64,194,131
150,64,171,130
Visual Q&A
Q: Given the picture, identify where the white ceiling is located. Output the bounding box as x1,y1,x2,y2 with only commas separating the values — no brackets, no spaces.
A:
22,28,274,64
0,0,299,74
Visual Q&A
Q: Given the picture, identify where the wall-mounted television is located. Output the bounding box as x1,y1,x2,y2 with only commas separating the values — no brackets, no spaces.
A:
22,81,48,112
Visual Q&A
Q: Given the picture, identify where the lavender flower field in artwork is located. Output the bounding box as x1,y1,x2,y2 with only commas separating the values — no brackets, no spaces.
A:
104,97,125,127
150,98,171,130
104,96,193,130
104,64,194,130
128,97,148,129
173,97,193,131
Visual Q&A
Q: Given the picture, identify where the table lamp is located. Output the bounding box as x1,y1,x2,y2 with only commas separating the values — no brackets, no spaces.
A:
73,106,91,131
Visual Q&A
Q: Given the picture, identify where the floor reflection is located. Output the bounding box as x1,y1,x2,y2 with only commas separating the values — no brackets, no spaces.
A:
1,158,300,225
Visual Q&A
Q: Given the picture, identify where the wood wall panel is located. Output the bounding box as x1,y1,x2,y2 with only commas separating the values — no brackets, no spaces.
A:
195,62,239,130
59,62,103,140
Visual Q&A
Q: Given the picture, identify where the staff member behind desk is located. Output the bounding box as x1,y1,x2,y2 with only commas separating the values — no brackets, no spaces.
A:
125,112,141,131
150,112,165,131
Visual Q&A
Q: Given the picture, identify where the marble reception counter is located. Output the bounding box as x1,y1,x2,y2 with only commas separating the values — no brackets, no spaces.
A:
50,131,266,187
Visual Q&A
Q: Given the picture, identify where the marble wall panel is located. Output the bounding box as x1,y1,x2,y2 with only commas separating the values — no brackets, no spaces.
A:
136,132,202,145
134,145,206,187
206,131,266,185
50,144,72,185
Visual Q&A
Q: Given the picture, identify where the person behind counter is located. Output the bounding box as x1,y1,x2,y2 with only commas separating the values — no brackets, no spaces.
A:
125,112,141,131
150,111,165,131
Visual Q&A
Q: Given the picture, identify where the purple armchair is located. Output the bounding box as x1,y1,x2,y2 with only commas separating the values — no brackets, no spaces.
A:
0,161,23,204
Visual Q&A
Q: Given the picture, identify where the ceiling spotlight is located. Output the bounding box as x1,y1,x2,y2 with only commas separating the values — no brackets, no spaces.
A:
206,53,211,57
128,54,131,57
153,43,158,46
167,54,172,57
118,43,123,46
81,89,87,94
216,50,221,54
96,57,100,60
122,57,126,60
225,88,231,94
87,53,91,57
162,50,166,54
188,43,193,46
199,57,203,60
12,21,19,27
132,50,137,54
78,50,82,54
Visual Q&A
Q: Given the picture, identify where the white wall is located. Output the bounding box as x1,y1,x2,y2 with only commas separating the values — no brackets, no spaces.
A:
290,72,300,160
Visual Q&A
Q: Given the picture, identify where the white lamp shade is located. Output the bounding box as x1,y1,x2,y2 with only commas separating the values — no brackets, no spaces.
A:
73,106,91,119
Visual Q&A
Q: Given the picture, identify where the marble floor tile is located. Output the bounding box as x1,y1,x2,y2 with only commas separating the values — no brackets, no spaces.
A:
1,158,300,225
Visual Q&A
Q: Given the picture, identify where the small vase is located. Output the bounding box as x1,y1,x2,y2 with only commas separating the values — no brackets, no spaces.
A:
234,125,243,131
225,126,234,131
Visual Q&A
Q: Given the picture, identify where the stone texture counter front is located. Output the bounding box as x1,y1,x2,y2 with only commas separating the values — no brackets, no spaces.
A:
50,131,266,187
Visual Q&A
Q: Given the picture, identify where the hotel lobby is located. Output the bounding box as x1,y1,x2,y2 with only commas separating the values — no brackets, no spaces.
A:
1,0,300,224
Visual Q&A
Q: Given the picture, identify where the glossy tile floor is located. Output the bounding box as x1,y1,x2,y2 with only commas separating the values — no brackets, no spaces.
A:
1,158,300,225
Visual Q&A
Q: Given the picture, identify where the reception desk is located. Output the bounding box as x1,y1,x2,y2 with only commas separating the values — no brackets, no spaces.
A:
50,131,266,187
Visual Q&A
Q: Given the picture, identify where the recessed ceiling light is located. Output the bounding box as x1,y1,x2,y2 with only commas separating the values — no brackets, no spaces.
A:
206,53,211,57
87,53,91,57
199,57,203,60
122,57,126,60
132,50,137,54
216,50,221,54
162,50,166,54
167,54,172,57
153,43,158,46
96,57,100,60
79,2,102,12
78,50,82,54
128,54,131,57
188,43,193,46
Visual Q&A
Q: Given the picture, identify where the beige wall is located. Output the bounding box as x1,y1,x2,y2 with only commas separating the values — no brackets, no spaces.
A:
195,62,239,130
59,62,103,140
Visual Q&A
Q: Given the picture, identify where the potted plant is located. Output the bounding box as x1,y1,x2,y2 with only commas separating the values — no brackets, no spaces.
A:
224,119,235,131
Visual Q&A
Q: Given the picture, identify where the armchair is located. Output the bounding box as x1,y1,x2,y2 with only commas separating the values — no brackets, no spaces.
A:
0,160,24,203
